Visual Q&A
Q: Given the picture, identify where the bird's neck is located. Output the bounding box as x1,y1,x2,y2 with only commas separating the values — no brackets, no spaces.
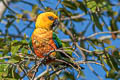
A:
34,28,52,34
35,27,51,31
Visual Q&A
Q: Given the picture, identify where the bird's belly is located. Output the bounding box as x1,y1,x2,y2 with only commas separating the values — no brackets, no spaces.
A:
31,31,57,58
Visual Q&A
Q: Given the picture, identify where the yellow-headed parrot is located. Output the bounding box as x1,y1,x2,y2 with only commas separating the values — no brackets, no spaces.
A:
29,12,84,69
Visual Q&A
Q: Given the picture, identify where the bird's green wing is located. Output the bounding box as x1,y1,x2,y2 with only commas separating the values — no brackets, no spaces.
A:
52,32,84,69
52,32,67,59
28,38,34,53
52,32,62,49
52,32,72,58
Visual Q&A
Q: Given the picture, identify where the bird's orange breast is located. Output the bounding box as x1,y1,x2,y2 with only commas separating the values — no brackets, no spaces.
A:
31,28,57,58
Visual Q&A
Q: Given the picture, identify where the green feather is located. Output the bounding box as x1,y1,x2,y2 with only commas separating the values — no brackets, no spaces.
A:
29,38,34,53
52,32,72,58
52,32,62,48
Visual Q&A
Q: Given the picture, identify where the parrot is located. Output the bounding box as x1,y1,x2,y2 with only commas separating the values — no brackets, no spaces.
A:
29,12,84,69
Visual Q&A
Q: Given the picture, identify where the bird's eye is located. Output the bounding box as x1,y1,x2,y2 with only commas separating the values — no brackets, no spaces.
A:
48,16,54,20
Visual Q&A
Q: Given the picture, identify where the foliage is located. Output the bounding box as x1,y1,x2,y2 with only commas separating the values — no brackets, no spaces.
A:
0,0,120,80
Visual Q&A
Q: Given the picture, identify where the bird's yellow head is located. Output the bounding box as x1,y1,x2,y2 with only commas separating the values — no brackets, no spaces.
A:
35,12,58,30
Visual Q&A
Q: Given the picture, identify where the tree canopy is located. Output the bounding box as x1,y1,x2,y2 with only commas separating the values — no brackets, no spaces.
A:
0,0,120,80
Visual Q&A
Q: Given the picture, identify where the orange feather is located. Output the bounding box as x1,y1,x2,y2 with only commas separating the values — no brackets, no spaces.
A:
31,28,57,58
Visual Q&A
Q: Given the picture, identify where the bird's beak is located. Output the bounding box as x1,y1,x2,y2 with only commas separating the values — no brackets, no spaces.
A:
51,19,59,29
54,19,59,26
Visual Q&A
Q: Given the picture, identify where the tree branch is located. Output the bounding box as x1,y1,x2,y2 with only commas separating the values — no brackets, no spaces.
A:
60,13,85,20
87,31,120,39
2,0,17,14
87,64,103,80
0,0,11,18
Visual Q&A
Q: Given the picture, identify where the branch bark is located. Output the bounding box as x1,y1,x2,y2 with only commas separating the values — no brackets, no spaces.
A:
60,13,85,20
0,0,11,18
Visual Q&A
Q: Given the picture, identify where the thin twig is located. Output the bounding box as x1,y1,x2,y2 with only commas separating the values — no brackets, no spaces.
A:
2,0,17,14
98,35,120,40
78,48,86,60
87,64,103,80
87,30,120,39
20,0,34,6
0,33,29,39
18,64,30,80
75,43,92,53
60,13,85,20
0,56,11,59
31,62,42,80
62,31,120,42
77,61,103,66
46,66,68,80
55,0,61,10
0,62,16,66
60,22,74,40
34,66,50,80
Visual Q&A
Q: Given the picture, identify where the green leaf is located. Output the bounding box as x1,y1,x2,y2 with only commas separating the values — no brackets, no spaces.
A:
16,14,22,23
62,1,77,10
112,49,120,58
5,65,20,79
21,47,28,54
102,39,111,44
11,40,28,46
106,69,117,79
87,40,96,49
86,0,111,12
6,15,16,19
92,24,96,32
2,45,10,56
60,71,75,80
107,11,117,17
94,49,103,54
88,38,103,47
31,5,38,16
105,46,115,50
21,40,28,44
0,64,9,77
59,8,73,17
6,19,15,28
62,42,73,56
12,55,21,61
11,40,19,46
104,54,119,71
91,13,103,31
110,19,118,31
87,0,97,12
75,1,87,13
11,45,21,55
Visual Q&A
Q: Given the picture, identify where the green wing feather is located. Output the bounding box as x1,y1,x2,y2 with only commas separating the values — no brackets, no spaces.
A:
52,32,62,48
52,32,84,69
52,32,72,58
28,38,34,53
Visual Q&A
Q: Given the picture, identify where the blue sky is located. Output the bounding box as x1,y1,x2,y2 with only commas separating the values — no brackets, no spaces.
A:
0,0,120,80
